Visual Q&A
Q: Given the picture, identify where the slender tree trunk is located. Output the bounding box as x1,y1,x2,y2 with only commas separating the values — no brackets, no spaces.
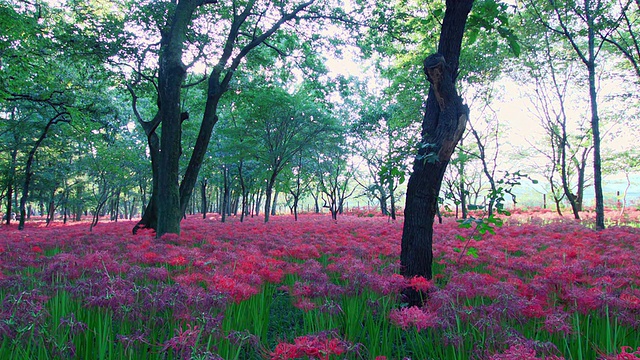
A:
574,150,588,211
378,188,389,216
458,145,467,219
5,147,17,225
311,190,320,213
585,1,605,230
114,189,121,222
254,187,263,217
554,196,563,216
560,127,581,219
238,160,247,222
201,179,208,219
5,183,13,225
390,181,397,220
46,194,56,226
264,172,278,222
293,195,299,221
619,173,630,217
221,166,230,223
400,0,472,306
270,189,278,216
588,64,604,229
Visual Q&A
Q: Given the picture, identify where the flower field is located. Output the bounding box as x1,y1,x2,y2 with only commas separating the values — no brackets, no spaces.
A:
0,209,639,359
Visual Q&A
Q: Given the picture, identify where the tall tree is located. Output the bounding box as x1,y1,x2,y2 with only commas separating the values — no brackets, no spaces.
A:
244,85,335,222
122,0,335,236
526,0,629,229
400,0,473,305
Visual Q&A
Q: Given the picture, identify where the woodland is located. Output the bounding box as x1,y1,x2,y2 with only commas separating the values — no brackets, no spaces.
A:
1,0,640,359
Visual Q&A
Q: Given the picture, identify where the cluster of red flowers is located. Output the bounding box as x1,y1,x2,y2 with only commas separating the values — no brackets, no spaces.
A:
270,333,349,360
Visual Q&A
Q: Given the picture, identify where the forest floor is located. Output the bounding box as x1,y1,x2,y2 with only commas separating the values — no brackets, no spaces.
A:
0,208,639,359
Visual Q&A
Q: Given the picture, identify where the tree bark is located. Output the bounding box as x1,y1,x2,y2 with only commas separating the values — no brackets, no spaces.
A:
583,0,605,230
155,1,196,237
221,166,230,223
264,173,277,223
400,0,473,306
5,147,17,225
238,160,248,222
132,123,160,234
200,179,208,219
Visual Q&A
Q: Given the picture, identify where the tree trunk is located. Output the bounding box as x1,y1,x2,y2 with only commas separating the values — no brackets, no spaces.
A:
264,184,273,222
46,194,56,226
254,187,263,217
133,130,160,234
221,166,230,223
574,149,588,211
201,179,208,219
586,1,605,230
588,62,605,229
271,189,278,216
560,128,581,219
400,0,472,306
156,5,191,237
5,183,13,226
5,147,17,225
458,145,467,219
378,188,389,216
293,195,300,221
389,182,397,220
264,172,278,223
310,190,320,213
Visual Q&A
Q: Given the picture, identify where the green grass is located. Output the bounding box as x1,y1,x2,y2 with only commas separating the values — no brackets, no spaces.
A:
1,252,638,360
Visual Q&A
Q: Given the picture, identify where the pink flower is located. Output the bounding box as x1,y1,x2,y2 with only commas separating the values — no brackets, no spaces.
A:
489,343,565,360
389,306,438,330
270,334,349,360
608,346,640,360
168,255,187,266
294,297,317,312
408,276,433,292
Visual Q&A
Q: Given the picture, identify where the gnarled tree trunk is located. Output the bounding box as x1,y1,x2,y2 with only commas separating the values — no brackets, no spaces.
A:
400,0,473,306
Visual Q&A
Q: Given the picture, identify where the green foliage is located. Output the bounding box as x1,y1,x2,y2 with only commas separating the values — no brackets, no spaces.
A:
454,171,536,262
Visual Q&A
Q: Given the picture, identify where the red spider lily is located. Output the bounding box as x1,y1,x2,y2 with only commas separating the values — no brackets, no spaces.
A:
168,255,188,267
389,306,439,331
270,334,348,360
407,276,433,292
142,252,159,264
489,343,565,360
620,291,640,310
210,274,259,302
616,346,640,359
293,297,317,311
